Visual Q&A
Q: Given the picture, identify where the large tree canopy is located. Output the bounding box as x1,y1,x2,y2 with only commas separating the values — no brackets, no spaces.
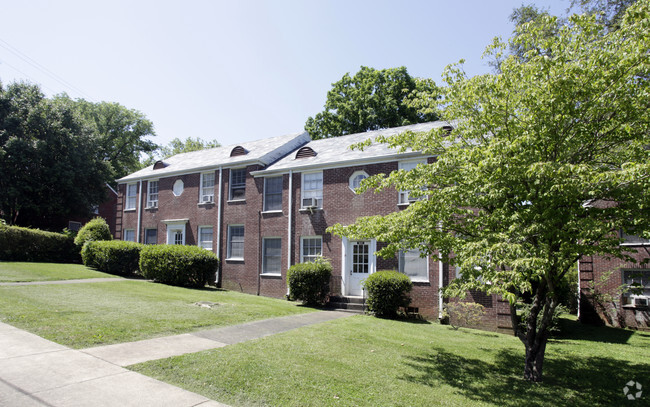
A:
330,0,650,382
304,66,439,140
58,96,157,180
0,83,111,229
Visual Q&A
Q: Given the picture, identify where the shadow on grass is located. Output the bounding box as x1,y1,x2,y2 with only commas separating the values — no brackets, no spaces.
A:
400,346,648,406
557,318,637,344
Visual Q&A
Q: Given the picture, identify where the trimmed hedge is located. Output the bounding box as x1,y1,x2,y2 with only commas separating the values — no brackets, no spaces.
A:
139,245,219,288
0,223,78,263
362,270,413,318
74,218,112,248
81,240,143,276
287,257,332,306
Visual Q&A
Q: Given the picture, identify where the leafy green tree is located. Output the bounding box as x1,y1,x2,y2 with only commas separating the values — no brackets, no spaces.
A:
305,66,439,140
0,82,111,229
57,96,157,180
329,1,650,382
569,0,638,30
140,136,221,167
497,1,637,70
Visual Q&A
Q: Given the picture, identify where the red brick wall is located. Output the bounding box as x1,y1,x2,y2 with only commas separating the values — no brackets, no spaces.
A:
580,248,650,329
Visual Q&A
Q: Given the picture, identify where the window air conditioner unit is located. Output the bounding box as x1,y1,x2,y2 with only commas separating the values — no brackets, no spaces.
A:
631,296,649,307
302,197,317,208
202,195,213,203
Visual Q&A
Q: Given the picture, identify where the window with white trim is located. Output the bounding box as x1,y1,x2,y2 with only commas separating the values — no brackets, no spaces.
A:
200,173,215,203
147,181,158,208
301,236,322,263
230,168,246,200
398,160,426,204
199,226,213,250
264,176,283,211
144,228,157,244
621,230,650,245
227,225,244,259
349,170,368,192
301,172,323,208
123,229,135,242
262,238,282,274
399,249,429,282
621,270,650,307
126,183,137,210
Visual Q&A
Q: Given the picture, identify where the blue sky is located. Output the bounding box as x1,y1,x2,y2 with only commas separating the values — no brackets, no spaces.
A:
0,0,568,147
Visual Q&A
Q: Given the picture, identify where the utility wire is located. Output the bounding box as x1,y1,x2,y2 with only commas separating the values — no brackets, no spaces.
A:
0,37,95,101
0,58,58,95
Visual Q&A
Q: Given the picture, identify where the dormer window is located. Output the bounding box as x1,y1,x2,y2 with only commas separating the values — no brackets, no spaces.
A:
230,146,248,157
153,161,167,169
296,146,316,159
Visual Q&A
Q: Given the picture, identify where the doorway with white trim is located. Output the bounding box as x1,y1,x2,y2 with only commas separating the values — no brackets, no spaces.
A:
342,238,376,296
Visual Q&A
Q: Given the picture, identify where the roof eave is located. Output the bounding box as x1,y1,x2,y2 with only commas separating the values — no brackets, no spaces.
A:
251,151,430,177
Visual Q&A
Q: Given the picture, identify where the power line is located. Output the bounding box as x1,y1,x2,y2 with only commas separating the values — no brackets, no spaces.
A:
0,37,95,101
0,58,58,95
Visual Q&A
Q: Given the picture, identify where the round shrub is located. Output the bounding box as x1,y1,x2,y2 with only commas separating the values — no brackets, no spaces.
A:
139,245,219,288
362,270,413,318
81,240,143,276
74,218,112,248
287,257,332,306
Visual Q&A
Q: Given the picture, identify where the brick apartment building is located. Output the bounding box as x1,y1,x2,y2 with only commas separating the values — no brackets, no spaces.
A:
115,121,511,330
115,120,648,332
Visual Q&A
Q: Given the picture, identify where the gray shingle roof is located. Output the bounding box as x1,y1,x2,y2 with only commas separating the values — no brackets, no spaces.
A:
254,121,448,175
117,131,310,182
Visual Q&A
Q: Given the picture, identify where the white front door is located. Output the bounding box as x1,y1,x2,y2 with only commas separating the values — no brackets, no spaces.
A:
345,239,375,296
166,227,185,245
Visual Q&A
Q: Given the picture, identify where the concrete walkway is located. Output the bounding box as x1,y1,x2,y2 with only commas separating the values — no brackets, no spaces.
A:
0,277,140,286
0,311,352,406
82,311,351,366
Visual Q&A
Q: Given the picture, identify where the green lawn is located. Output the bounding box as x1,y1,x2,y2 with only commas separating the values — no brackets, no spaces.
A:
131,315,650,407
0,262,115,282
0,280,315,348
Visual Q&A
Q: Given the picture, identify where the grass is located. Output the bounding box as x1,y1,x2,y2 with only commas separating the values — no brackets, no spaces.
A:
131,315,650,407
0,261,115,282
0,280,315,348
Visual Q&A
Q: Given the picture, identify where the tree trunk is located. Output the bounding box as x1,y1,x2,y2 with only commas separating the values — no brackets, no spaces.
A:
520,280,558,382
523,331,548,382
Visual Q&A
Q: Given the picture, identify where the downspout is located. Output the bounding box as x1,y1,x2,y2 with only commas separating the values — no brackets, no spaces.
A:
216,167,223,287
438,253,444,320
257,210,262,296
136,180,143,243
287,170,293,296
576,260,581,321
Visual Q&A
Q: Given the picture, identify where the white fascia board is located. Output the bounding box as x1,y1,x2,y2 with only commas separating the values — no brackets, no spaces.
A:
250,152,432,177
118,160,266,184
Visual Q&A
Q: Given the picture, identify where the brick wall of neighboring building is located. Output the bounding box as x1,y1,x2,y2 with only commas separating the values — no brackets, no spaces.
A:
579,248,650,329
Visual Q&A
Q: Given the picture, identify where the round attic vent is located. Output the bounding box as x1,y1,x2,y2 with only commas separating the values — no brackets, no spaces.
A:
153,160,168,169
295,146,316,159
230,146,248,157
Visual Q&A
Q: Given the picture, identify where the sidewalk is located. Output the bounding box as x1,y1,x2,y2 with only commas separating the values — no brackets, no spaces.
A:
0,311,352,406
81,311,351,366
0,277,127,286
